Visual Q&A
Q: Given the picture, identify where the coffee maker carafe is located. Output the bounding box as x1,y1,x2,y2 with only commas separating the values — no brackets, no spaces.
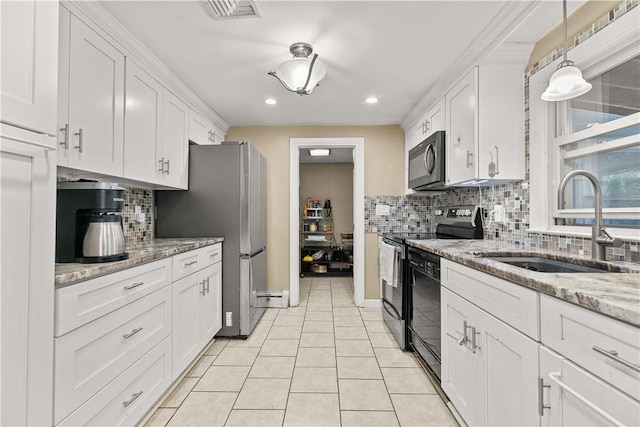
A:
56,182,129,263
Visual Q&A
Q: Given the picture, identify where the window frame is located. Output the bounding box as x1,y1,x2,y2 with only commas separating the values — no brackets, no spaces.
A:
528,7,640,241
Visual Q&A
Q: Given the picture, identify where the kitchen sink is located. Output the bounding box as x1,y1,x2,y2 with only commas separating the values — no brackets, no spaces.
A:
487,257,613,273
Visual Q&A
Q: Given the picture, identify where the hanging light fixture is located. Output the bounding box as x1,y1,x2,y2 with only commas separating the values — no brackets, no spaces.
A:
268,42,326,95
541,0,592,101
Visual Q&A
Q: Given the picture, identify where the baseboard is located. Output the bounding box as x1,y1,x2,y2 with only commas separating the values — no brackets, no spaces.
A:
363,299,382,308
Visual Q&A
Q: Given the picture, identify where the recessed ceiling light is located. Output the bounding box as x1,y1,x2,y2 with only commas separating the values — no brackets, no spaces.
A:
365,97,378,104
309,148,330,157
265,98,277,105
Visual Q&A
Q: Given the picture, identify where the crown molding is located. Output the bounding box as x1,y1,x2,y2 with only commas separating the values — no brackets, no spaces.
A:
400,1,542,131
61,1,230,133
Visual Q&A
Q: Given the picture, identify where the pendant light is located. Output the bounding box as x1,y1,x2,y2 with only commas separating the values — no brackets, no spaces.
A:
541,0,592,101
268,42,326,95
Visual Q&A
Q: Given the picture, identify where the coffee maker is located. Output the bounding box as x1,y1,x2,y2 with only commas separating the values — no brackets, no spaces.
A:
56,181,128,263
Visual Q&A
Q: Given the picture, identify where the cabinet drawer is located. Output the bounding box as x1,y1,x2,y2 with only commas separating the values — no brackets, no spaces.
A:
57,336,172,427
441,259,539,340
172,243,221,281
540,295,640,400
54,286,172,424
55,258,172,336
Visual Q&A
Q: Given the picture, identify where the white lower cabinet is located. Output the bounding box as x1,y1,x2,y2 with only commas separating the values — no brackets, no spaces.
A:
539,346,640,427
57,336,172,427
54,285,172,424
173,262,222,379
441,287,539,426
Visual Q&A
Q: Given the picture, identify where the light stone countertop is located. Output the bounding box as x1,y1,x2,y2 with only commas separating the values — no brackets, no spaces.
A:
55,237,224,287
406,239,640,327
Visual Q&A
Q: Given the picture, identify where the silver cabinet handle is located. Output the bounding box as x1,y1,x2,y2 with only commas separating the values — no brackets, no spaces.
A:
60,123,69,149
123,327,143,339
548,372,624,427
426,120,430,134
164,158,170,174
494,145,499,175
184,260,197,267
209,251,219,258
593,346,640,372
205,277,210,293
470,326,480,354
74,128,84,152
200,280,206,296
124,281,144,291
466,150,473,168
458,320,468,346
158,157,165,173
538,377,551,416
122,391,143,408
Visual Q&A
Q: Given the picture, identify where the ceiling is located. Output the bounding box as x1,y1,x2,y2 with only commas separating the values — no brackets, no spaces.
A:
100,1,577,128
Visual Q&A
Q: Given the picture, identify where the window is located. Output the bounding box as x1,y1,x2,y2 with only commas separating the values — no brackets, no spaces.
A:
529,9,640,240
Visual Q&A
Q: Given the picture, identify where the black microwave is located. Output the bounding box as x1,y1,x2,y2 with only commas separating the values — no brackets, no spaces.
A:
408,130,446,191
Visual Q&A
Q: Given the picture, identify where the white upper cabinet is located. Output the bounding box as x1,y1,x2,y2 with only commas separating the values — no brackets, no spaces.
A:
414,98,445,147
0,1,58,135
189,109,225,146
161,90,189,189
58,10,125,176
124,60,164,184
445,65,525,186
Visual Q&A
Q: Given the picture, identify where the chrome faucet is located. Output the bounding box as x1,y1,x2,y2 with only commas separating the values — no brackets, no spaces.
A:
558,170,622,261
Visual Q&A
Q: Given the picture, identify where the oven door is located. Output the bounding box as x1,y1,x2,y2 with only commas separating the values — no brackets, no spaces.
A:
409,250,442,380
408,130,445,191
381,240,406,350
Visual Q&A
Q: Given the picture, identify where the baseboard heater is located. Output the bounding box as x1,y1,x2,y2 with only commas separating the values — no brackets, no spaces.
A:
256,290,289,308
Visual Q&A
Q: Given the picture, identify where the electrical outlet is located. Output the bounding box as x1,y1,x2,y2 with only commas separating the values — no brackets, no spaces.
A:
494,205,505,223
225,312,233,327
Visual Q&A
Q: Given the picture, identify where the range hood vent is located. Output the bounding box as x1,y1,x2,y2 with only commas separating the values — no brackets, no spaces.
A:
206,0,261,20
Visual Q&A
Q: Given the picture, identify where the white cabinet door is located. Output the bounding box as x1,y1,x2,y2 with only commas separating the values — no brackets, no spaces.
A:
199,263,222,344
427,98,445,138
172,270,203,379
441,288,478,425
189,109,212,145
162,90,189,189
446,67,477,186
211,125,225,145
477,304,539,427
540,346,640,427
1,124,55,427
124,60,164,184
442,286,540,427
60,14,125,176
0,1,58,135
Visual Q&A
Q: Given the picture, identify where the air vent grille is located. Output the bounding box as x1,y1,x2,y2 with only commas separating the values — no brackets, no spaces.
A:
206,0,261,20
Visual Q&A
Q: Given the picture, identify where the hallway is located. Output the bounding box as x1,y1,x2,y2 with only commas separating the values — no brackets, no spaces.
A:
143,278,456,426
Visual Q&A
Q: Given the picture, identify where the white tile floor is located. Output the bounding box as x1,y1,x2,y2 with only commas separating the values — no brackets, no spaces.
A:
143,277,457,427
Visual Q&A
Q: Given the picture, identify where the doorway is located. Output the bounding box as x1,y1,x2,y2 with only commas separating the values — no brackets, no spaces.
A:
289,138,365,307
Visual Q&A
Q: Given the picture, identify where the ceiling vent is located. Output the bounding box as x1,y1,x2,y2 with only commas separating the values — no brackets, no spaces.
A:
206,0,261,20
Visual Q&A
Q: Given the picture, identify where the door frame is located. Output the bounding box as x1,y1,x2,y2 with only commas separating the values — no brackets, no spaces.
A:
289,137,365,307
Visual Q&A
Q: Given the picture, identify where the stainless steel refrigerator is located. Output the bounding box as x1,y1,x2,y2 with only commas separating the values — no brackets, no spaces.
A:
156,141,267,337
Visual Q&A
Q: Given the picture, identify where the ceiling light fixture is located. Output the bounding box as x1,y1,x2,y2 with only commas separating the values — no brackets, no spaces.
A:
541,0,592,102
268,42,326,95
309,148,330,157
366,97,379,104
265,98,277,105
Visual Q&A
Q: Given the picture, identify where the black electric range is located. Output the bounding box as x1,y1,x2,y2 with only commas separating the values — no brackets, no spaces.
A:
380,206,484,356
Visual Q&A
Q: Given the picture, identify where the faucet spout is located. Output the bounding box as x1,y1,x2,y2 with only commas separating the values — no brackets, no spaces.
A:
558,170,617,261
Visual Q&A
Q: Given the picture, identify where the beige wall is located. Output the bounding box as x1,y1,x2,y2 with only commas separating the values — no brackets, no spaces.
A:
225,125,405,299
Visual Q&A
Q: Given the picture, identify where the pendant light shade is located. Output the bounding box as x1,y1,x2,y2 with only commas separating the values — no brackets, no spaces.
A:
541,0,592,102
541,60,592,101
268,42,326,95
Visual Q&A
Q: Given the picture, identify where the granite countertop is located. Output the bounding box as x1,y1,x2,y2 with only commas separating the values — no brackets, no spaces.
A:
55,237,224,287
406,239,640,327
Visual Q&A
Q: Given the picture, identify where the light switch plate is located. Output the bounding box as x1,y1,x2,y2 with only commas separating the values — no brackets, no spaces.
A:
375,204,390,216
494,205,505,223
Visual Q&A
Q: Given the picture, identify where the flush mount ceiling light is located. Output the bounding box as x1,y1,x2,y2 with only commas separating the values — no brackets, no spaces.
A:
541,0,592,102
268,42,326,95
265,98,277,105
365,97,379,104
309,148,330,157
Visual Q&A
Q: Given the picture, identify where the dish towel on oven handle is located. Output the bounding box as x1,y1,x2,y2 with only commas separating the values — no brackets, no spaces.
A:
379,242,398,287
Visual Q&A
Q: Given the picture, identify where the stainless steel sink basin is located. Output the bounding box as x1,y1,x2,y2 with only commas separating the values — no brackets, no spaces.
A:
487,257,611,273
